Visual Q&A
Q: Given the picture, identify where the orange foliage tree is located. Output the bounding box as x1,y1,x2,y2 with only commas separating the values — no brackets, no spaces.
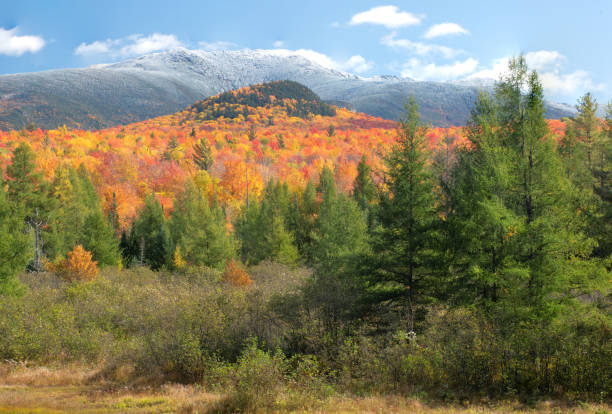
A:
52,245,99,282
222,259,252,287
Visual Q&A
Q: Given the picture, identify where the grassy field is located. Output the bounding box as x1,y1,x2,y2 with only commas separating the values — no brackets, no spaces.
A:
0,365,609,414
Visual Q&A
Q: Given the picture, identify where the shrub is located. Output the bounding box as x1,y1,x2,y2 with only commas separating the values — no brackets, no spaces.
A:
222,259,252,287
51,245,98,282
211,341,287,413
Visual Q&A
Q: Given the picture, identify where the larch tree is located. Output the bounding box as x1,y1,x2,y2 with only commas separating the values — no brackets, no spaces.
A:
169,180,235,269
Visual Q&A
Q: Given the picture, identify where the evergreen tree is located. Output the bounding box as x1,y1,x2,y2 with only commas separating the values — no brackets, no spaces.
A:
5,142,44,215
286,181,318,259
163,136,179,161
5,143,53,271
316,166,335,195
46,165,104,262
312,170,368,270
81,209,120,267
593,103,612,257
497,59,597,310
108,191,120,237
444,92,520,305
574,93,599,173
169,180,235,269
129,195,173,270
0,185,31,295
369,97,440,331
445,57,606,316
352,155,377,229
235,181,298,265
192,138,214,171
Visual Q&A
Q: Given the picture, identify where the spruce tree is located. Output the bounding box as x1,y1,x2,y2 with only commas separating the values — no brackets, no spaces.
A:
369,97,440,332
130,195,173,270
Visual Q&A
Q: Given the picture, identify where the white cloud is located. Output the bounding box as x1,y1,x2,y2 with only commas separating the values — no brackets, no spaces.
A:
75,33,182,57
466,53,605,97
0,27,45,56
267,48,374,74
120,33,181,55
280,49,338,69
342,55,374,74
381,32,462,59
424,22,469,39
523,50,565,71
349,5,422,29
401,58,479,81
466,56,510,81
198,40,238,51
273,40,285,48
75,39,115,55
539,70,604,95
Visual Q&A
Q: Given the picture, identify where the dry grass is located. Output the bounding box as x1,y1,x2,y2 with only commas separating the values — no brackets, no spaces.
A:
0,364,609,414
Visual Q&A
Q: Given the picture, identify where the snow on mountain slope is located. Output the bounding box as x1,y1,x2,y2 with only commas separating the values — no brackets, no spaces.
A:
0,48,573,130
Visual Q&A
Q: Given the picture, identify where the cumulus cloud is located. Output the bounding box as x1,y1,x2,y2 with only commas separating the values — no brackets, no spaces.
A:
466,52,605,96
75,33,182,57
0,27,45,56
273,40,285,48
342,55,375,73
401,58,479,81
523,50,565,71
381,32,462,59
466,56,510,81
268,48,374,74
350,5,422,29
424,22,469,39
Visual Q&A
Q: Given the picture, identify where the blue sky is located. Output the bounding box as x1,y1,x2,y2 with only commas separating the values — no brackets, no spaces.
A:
1,0,610,105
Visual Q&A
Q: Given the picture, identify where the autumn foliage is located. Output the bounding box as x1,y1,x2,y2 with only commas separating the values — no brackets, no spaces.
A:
0,81,565,231
222,259,252,287
51,245,99,282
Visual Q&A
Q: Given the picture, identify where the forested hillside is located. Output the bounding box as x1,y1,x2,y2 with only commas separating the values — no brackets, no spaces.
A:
0,61,610,412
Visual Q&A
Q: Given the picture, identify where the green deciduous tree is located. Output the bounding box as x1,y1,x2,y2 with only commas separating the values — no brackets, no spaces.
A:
235,181,298,265
170,180,235,269
311,167,368,270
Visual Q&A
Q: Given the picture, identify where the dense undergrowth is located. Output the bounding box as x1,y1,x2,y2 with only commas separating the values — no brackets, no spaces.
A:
0,266,609,413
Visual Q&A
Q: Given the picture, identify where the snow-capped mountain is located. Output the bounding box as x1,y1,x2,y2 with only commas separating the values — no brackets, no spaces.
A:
0,48,573,130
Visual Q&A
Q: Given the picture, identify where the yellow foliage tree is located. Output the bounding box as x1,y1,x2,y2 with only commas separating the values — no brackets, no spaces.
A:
52,245,99,282
173,245,186,270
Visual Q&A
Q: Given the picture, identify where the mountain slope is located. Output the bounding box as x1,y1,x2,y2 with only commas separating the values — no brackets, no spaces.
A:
0,48,573,130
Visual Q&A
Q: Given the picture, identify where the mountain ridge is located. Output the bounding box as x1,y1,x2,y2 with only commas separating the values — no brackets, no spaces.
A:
0,47,574,130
